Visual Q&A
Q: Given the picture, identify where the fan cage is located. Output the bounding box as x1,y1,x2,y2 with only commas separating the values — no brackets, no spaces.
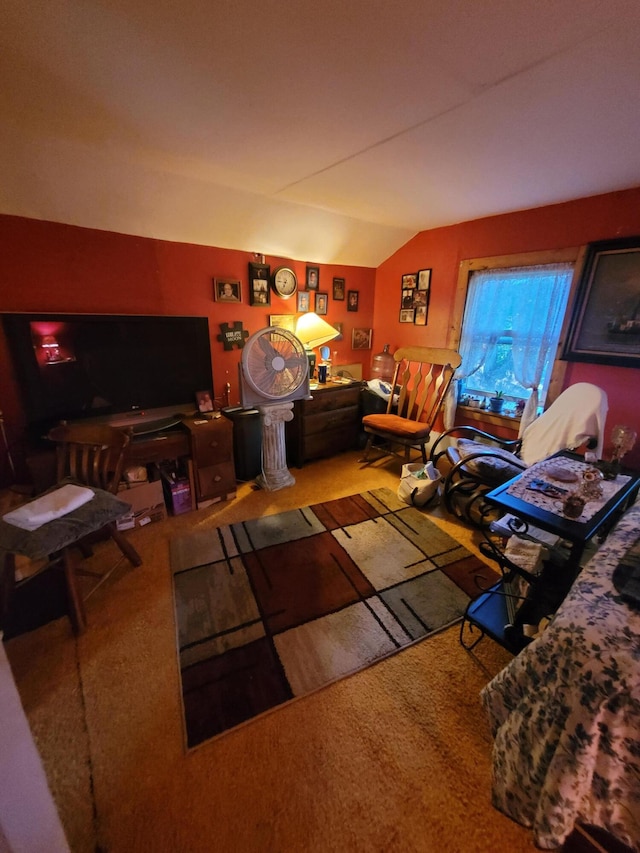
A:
241,327,309,402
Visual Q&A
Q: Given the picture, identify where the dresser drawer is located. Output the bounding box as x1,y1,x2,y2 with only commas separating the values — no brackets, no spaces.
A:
190,422,233,467
196,461,237,500
303,424,359,460
303,404,359,436
302,386,361,415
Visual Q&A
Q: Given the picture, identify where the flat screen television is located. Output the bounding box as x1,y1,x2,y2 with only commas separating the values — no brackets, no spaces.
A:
2,313,214,440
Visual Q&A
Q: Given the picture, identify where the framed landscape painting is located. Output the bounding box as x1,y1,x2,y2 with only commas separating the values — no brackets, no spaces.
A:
562,236,640,367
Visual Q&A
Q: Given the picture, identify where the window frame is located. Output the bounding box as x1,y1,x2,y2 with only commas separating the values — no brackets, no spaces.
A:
447,247,585,410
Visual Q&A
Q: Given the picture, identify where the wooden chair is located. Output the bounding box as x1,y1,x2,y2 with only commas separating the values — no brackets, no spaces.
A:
361,346,462,465
0,422,142,635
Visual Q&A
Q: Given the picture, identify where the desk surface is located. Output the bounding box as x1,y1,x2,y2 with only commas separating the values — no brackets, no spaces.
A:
485,451,640,546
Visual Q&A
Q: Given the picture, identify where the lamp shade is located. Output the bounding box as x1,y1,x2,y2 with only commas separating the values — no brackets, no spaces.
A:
295,313,339,348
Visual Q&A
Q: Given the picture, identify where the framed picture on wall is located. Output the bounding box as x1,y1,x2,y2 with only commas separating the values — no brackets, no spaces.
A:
315,292,328,315
269,314,297,333
399,308,415,323
352,328,372,350
297,291,310,312
332,277,345,300
562,236,640,367
248,262,271,306
402,273,417,289
306,266,319,290
347,290,359,312
214,278,242,303
332,321,343,340
417,268,431,290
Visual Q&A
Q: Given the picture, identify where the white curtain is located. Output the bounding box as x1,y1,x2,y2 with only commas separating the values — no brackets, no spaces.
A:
445,263,573,430
444,272,506,427
510,263,573,433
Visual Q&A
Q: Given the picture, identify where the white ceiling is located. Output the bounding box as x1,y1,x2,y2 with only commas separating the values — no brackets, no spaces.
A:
2,0,640,267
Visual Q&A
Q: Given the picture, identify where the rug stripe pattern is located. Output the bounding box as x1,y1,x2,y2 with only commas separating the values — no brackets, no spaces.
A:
170,488,495,748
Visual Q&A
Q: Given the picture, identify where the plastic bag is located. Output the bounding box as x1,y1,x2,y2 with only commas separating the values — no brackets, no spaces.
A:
397,461,442,507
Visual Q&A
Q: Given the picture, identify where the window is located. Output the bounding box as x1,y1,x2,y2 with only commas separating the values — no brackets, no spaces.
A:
451,252,578,425
459,263,573,408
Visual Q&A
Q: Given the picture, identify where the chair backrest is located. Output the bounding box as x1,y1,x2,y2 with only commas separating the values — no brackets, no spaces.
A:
47,422,132,494
520,382,609,466
389,346,462,428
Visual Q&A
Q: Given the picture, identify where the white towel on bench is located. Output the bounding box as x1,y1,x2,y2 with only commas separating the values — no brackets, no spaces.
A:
3,484,95,531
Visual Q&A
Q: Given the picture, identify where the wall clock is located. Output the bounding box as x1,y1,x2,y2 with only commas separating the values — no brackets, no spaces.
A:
271,266,298,299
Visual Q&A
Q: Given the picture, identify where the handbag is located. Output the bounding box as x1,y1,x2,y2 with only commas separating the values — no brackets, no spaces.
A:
397,462,442,507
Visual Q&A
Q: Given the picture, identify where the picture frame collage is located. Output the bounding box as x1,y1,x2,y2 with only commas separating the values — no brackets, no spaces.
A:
215,260,367,349
400,269,431,325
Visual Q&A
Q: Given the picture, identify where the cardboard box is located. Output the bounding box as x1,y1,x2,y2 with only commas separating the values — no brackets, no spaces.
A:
116,480,167,530
161,474,193,515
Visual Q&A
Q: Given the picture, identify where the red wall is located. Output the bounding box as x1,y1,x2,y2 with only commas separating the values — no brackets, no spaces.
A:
2,186,640,484
0,215,375,484
374,187,640,469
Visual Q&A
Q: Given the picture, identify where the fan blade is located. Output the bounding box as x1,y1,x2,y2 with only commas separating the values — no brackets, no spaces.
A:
258,334,279,361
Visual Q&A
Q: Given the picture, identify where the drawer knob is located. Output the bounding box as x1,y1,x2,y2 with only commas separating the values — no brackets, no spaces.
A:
214,474,221,482
209,440,219,448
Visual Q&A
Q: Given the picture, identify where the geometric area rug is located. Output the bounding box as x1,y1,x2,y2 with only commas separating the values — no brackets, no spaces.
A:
170,487,497,749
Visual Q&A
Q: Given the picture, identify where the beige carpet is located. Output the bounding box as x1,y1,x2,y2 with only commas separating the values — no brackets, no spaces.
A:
5,451,538,852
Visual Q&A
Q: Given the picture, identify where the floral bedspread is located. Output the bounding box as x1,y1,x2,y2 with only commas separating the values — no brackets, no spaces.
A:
480,499,640,850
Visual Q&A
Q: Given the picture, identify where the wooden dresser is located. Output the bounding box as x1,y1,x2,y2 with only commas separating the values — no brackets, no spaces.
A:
181,415,237,506
286,382,362,468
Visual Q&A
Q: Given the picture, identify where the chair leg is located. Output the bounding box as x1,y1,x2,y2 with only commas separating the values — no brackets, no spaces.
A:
62,547,87,634
109,523,142,567
361,435,374,462
0,553,17,633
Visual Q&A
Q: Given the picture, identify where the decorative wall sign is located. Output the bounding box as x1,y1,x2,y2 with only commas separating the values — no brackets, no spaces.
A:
562,236,640,367
217,321,249,350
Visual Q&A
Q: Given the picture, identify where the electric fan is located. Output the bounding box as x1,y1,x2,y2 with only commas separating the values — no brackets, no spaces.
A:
239,327,310,490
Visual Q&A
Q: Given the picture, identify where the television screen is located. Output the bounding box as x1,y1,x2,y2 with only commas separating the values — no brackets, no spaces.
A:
2,313,214,438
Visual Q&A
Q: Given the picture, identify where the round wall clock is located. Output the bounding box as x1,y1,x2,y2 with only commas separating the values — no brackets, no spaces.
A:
271,266,298,299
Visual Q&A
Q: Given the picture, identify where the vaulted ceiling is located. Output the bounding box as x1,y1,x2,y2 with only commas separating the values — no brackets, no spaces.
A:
2,0,640,266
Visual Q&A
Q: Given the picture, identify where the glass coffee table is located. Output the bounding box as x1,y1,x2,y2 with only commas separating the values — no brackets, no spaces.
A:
461,450,640,652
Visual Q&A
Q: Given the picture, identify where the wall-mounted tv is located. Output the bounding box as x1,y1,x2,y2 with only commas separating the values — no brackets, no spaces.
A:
2,313,214,439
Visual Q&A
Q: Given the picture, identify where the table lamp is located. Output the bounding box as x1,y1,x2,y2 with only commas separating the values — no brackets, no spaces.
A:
295,313,339,379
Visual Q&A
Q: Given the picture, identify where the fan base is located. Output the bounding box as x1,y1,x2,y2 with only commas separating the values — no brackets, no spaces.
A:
256,470,296,491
